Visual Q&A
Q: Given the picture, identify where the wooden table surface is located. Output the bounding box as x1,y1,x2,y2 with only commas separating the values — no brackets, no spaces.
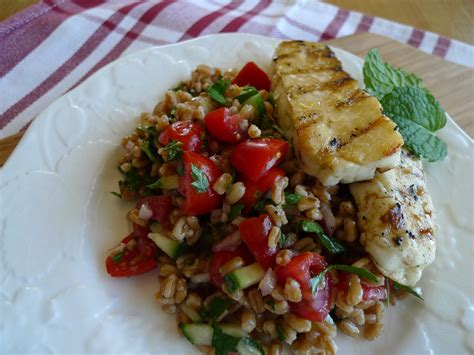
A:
0,1,473,166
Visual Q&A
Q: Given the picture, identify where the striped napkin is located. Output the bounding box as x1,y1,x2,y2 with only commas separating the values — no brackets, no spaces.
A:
1,0,472,139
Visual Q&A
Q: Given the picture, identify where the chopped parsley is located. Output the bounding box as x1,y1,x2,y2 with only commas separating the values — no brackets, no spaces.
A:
190,164,209,193
206,78,231,105
228,203,244,220
161,140,183,162
300,220,345,254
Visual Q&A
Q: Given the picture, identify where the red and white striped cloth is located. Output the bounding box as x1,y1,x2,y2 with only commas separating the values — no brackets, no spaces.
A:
1,0,472,139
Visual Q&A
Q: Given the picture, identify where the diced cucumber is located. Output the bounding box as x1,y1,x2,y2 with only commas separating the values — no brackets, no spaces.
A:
242,93,265,119
148,232,186,260
149,221,162,233
180,304,203,323
180,323,213,346
220,323,247,338
148,175,179,190
224,263,265,293
236,337,265,355
236,86,259,104
180,323,247,347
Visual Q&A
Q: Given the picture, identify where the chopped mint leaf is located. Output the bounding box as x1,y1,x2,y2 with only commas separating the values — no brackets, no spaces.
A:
139,139,157,162
190,164,209,193
228,203,244,220
310,265,378,294
284,192,302,205
161,140,183,162
111,252,123,263
392,279,424,300
206,78,231,105
212,324,240,355
363,48,423,99
278,231,287,248
301,220,345,254
110,191,122,198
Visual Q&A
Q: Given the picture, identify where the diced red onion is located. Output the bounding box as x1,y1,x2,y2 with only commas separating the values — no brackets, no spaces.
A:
212,230,241,252
259,268,277,296
321,202,336,236
138,202,153,221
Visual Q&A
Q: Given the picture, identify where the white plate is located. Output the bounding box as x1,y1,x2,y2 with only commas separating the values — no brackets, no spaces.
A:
1,33,473,354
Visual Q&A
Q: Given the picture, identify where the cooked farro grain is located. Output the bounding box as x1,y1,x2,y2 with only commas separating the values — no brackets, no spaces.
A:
248,289,265,314
213,173,233,195
343,218,358,242
276,249,293,266
248,124,261,138
363,323,384,341
265,204,288,227
338,319,360,337
271,176,289,205
267,226,281,249
285,313,312,333
346,275,363,306
226,182,246,204
284,278,302,303
241,308,257,333
219,257,244,276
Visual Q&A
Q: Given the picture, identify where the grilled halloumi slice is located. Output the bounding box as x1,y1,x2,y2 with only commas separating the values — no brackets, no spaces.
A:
270,41,404,186
349,150,436,286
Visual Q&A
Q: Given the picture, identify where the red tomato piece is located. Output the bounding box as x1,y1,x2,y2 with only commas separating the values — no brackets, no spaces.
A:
205,107,246,143
239,167,285,213
105,234,158,277
231,138,288,181
158,121,204,152
132,222,151,239
179,151,223,215
239,214,277,269
210,245,254,287
275,252,330,322
231,61,271,91
137,195,173,227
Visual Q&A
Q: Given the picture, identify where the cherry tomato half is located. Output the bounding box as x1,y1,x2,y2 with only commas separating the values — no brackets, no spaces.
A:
159,121,204,152
275,252,330,322
240,214,277,269
205,107,246,143
232,61,271,91
105,234,158,277
239,167,286,213
210,245,254,287
179,151,223,215
231,138,288,182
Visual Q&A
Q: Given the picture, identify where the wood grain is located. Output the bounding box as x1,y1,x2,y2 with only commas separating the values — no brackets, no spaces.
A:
327,0,474,45
0,33,472,166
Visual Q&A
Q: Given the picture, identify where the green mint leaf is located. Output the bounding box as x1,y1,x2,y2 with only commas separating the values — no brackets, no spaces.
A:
391,116,447,162
228,203,244,220
331,265,378,283
201,297,232,322
238,337,265,355
236,85,259,103
278,231,287,248
191,164,209,193
284,192,302,205
381,86,446,132
206,78,231,105
110,191,122,199
363,48,422,99
122,168,143,191
111,252,123,263
300,220,345,254
161,140,183,162
212,324,240,355
254,198,271,212
276,323,287,342
392,280,424,300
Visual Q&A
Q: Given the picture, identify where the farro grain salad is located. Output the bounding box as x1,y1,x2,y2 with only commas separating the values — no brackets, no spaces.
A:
106,41,445,354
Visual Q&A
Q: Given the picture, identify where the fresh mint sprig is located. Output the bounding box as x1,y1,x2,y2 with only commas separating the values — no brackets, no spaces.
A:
363,49,447,162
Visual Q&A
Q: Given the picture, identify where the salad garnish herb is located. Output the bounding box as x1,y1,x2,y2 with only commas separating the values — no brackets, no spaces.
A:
363,49,447,161
161,140,183,162
300,220,345,254
310,265,378,294
190,164,209,193
206,78,231,105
